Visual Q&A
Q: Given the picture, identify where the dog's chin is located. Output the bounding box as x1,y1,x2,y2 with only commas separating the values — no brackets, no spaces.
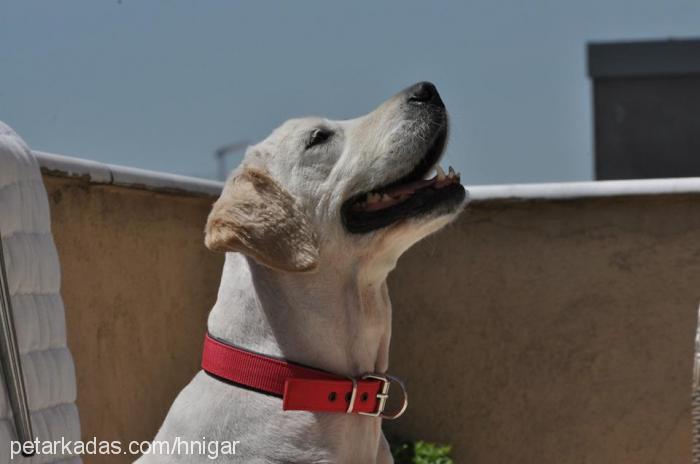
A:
340,126,467,234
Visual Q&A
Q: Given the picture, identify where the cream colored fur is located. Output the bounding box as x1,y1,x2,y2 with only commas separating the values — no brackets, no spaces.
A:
137,84,467,463
205,166,319,272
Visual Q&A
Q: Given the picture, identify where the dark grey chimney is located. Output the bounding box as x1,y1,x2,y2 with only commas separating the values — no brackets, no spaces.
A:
588,38,700,180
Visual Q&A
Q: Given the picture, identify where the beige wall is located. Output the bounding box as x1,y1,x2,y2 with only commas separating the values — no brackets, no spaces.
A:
45,173,700,463
43,176,223,463
387,195,699,464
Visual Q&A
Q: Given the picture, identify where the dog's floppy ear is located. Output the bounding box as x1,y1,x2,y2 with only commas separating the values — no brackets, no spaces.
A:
205,166,319,272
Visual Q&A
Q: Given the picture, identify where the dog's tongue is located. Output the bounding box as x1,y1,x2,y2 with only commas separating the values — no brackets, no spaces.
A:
355,165,462,212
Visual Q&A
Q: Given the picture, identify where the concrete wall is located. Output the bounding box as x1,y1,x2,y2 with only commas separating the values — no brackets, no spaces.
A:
41,161,700,463
387,194,699,464
42,175,223,463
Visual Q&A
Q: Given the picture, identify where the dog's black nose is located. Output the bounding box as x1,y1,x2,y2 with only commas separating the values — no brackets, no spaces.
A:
407,81,443,107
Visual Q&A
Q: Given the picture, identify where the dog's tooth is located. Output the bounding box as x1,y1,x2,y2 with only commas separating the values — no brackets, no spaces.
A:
448,166,456,178
367,193,380,204
381,194,392,202
436,165,446,181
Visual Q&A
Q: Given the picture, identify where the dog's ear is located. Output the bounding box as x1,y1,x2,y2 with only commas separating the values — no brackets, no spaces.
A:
204,166,319,272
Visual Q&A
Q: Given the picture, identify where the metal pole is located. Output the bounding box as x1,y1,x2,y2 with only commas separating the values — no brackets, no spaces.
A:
215,141,248,181
693,303,700,464
0,232,34,456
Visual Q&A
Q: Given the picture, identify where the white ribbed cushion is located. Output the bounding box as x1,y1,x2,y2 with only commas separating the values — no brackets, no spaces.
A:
0,121,81,464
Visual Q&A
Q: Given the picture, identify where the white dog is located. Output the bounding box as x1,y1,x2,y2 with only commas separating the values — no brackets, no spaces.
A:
137,82,467,463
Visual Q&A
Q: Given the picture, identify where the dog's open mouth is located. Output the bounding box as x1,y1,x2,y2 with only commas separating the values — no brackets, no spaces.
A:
341,127,466,234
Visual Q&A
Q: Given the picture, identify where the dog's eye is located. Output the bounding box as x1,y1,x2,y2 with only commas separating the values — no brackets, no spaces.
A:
306,129,332,149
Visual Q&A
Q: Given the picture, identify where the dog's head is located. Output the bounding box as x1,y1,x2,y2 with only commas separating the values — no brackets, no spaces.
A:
205,82,468,273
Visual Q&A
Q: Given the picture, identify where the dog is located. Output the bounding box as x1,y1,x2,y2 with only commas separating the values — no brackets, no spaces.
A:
137,82,467,463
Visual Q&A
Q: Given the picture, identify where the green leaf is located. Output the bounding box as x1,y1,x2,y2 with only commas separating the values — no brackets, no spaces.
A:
388,436,454,464
413,440,454,464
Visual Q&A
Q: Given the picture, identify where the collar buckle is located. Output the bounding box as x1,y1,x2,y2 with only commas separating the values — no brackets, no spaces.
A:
357,374,408,420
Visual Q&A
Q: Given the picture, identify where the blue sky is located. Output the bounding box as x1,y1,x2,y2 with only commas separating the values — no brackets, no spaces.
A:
2,1,699,184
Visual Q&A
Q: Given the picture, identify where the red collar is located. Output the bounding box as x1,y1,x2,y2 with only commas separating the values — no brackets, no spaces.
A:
201,333,408,419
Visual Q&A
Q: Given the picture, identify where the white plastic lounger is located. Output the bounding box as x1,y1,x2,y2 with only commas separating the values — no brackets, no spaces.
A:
0,121,81,464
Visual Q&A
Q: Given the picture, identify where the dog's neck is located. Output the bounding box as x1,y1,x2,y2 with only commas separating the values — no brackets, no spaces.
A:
207,252,395,377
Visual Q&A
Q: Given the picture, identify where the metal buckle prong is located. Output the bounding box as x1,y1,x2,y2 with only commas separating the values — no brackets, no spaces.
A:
346,376,358,414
